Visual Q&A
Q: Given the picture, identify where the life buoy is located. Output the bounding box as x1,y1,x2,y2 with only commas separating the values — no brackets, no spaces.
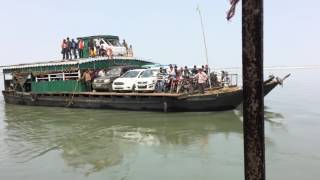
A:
106,48,113,58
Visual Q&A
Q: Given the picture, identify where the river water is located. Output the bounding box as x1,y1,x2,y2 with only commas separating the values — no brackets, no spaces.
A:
0,69,319,180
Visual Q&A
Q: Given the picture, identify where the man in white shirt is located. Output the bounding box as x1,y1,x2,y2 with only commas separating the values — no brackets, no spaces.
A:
98,69,106,77
167,64,176,77
194,68,208,94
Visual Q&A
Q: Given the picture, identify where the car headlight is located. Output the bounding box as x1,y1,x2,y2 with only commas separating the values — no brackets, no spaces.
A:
104,79,110,83
93,79,97,83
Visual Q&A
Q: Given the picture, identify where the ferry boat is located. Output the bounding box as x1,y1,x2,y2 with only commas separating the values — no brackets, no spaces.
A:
1,35,288,112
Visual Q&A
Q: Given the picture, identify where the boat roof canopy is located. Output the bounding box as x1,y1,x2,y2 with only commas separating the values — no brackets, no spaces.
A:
2,57,153,74
77,35,119,40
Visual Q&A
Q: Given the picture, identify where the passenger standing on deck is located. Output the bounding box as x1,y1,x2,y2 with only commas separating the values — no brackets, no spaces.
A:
82,69,92,91
167,65,175,76
182,66,191,79
122,39,128,50
174,65,178,75
204,64,209,74
98,69,106,77
156,67,166,92
166,65,175,92
194,68,208,94
61,39,68,60
127,45,134,57
191,65,198,75
66,37,71,60
167,64,176,78
71,39,78,59
178,67,183,75
78,39,84,58
122,39,129,56
169,65,179,92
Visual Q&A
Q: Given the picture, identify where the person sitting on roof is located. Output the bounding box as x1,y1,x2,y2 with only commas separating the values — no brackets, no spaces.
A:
99,42,107,57
88,39,95,57
95,39,100,57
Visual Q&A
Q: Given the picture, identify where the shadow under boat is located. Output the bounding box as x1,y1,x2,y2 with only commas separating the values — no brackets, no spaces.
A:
3,104,243,175
2,96,286,175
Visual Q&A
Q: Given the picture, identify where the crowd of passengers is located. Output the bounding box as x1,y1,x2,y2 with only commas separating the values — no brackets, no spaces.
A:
158,64,210,94
61,37,132,60
80,64,213,94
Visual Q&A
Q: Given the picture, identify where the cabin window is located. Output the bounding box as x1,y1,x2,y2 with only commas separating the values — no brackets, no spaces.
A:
35,70,80,82
4,73,13,80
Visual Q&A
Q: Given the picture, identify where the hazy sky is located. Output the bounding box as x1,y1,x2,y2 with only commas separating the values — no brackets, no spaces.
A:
0,0,319,67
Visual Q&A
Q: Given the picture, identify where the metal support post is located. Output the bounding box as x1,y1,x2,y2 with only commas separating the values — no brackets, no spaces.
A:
242,0,265,180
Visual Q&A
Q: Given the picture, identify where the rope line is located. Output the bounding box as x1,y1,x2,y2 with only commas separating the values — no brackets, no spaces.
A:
66,79,79,107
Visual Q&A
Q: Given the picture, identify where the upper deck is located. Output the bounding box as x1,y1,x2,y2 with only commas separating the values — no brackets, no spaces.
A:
2,56,152,73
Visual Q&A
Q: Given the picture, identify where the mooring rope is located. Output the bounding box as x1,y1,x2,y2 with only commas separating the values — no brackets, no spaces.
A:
66,61,80,107
227,0,240,21
65,79,79,107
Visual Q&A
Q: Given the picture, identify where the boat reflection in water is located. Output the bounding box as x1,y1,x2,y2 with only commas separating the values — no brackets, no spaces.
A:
3,104,283,176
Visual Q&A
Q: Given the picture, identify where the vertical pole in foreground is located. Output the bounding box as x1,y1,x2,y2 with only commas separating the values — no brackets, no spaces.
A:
242,0,265,180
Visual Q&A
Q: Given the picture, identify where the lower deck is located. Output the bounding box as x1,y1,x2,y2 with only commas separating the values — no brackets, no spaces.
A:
1,81,278,112
3,86,241,98
2,86,244,112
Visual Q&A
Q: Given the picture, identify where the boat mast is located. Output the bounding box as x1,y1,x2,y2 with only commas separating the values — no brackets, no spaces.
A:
197,5,212,88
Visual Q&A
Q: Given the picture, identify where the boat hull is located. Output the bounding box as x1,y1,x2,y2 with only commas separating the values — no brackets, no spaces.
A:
2,81,279,112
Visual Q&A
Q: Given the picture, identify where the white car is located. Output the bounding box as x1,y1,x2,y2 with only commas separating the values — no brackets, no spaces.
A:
112,69,145,92
135,69,160,92
94,38,127,56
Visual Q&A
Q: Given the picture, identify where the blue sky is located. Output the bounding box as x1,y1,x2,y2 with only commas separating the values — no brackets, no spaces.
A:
0,0,319,67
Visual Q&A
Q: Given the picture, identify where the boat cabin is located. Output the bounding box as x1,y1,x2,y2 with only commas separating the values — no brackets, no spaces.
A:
2,57,153,93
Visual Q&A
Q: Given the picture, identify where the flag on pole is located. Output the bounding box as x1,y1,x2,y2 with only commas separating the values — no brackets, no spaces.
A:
227,0,240,21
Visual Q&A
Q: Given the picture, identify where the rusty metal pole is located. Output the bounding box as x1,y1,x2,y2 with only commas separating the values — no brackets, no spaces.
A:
242,0,265,180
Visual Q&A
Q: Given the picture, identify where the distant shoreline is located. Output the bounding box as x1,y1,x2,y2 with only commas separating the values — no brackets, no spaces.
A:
1,64,320,71
212,65,320,71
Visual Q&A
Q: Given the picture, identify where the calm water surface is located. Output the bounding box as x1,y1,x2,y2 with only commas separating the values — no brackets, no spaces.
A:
0,69,319,180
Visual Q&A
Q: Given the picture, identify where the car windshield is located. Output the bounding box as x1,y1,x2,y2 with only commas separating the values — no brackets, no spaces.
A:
140,69,158,78
106,67,122,76
105,39,121,46
121,71,141,78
